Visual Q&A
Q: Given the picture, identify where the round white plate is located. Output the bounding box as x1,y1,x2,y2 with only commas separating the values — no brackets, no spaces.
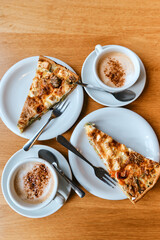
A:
1,145,72,218
81,45,146,107
68,107,159,200
0,56,84,140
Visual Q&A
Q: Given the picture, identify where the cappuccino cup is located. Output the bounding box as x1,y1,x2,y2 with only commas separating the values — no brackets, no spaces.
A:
7,157,65,211
93,44,140,93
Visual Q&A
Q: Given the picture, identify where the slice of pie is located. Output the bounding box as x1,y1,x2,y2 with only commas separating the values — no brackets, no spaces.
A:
17,56,79,132
85,123,160,203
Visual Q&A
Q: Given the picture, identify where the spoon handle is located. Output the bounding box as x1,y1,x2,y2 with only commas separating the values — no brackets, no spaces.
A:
76,82,108,93
52,163,85,198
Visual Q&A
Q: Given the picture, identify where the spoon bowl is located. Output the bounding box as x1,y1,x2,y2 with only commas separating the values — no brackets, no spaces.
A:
113,89,136,102
38,149,85,198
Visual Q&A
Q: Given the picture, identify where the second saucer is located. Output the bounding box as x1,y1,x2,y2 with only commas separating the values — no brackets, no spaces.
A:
81,45,146,107
1,145,72,218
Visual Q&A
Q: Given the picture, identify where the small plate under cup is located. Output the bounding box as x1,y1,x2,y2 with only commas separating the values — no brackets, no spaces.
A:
81,45,146,107
1,145,72,218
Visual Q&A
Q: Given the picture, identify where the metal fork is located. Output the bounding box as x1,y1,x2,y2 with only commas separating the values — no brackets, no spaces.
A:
56,135,116,188
23,99,70,151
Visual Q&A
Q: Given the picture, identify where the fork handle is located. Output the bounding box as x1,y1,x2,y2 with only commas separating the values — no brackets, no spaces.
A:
23,118,52,151
56,135,94,168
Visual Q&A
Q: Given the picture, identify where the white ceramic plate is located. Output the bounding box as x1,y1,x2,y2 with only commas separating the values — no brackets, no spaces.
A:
81,45,146,107
68,107,159,200
1,145,72,218
0,56,83,140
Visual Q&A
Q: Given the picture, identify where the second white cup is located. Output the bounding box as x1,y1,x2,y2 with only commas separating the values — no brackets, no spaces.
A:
7,157,65,211
93,44,140,93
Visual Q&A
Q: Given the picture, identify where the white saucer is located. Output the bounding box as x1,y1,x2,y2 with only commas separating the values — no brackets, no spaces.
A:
0,56,84,140
68,107,159,200
1,145,72,218
81,45,146,107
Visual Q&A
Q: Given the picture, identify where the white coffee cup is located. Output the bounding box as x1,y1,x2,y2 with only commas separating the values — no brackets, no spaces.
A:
7,157,65,211
93,44,140,93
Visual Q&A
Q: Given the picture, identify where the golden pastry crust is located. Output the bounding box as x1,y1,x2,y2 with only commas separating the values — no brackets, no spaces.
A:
17,56,79,132
85,123,160,203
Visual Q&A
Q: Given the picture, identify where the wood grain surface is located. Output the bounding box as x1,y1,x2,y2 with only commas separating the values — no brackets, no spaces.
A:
0,0,160,239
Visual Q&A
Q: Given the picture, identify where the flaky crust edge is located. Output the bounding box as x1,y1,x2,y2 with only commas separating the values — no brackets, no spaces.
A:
39,55,80,80
132,167,160,203
84,123,160,204
17,56,80,132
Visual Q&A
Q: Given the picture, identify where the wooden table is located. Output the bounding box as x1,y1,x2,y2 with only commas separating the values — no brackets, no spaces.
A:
0,0,160,239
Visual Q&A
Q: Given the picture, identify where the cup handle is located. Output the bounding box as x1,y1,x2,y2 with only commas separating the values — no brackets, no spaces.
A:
54,192,65,205
95,44,103,55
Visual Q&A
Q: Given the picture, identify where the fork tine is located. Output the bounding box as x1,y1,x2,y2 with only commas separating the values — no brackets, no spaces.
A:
57,98,68,110
103,175,116,186
100,177,114,188
104,173,117,183
52,97,67,110
59,100,70,112
98,167,117,183
102,170,117,183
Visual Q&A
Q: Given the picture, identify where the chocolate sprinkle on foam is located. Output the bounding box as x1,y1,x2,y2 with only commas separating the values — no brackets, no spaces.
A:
23,164,50,199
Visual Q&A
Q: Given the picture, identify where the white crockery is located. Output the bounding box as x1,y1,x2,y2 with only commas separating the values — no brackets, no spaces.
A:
0,56,84,140
1,145,72,218
68,107,159,200
81,45,146,107
7,157,65,211
93,44,140,93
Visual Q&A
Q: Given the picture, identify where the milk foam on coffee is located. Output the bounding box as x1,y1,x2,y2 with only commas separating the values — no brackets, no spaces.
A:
97,52,135,88
14,162,54,204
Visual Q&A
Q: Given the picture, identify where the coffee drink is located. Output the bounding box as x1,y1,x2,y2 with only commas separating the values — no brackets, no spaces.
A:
14,162,54,204
97,51,134,88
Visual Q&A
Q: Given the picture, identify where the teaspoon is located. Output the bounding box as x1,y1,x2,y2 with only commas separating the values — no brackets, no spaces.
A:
76,82,136,102
38,149,85,198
